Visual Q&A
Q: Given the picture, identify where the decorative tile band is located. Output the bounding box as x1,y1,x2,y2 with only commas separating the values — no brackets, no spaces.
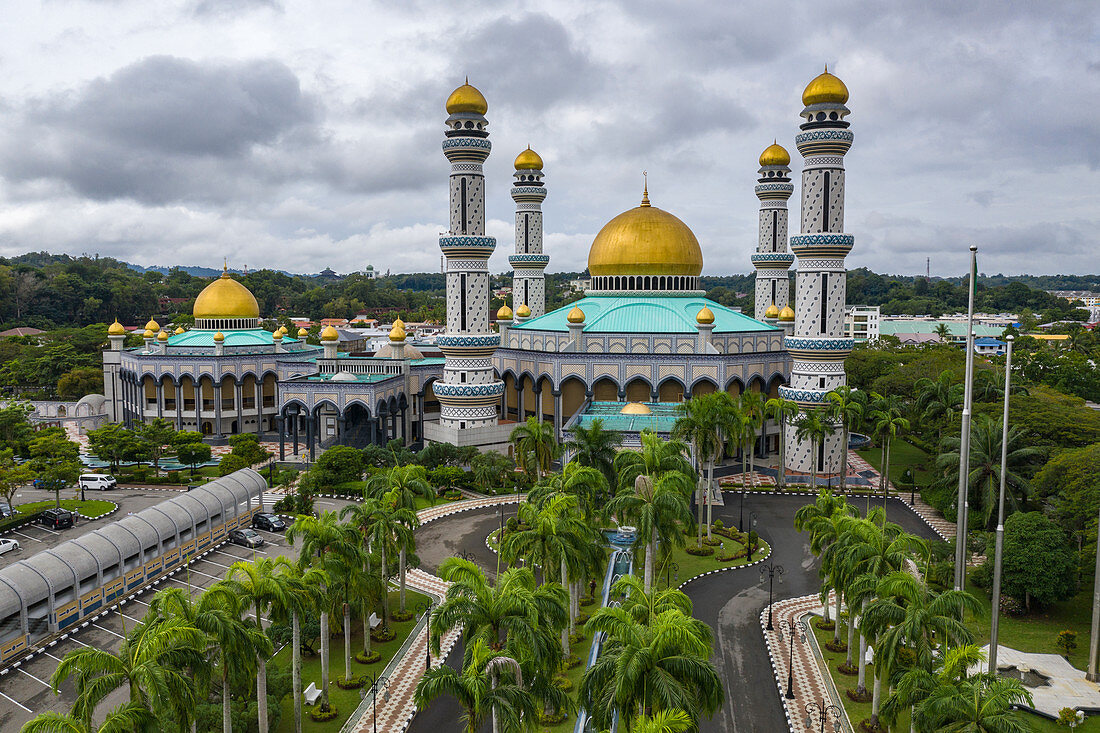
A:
789,234,854,248
783,336,854,351
508,254,550,264
751,253,796,264
432,381,506,397
442,137,492,151
437,334,501,348
778,386,829,403
795,129,854,144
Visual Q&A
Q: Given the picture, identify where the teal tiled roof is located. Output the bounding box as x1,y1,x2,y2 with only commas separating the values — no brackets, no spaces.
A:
511,295,776,334
576,401,680,433
879,321,1003,337
167,328,298,347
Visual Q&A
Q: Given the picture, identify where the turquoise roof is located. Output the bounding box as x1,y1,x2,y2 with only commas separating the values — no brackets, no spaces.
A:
576,401,680,433
410,357,446,366
511,295,776,334
304,372,394,384
879,321,1003,338
167,328,299,348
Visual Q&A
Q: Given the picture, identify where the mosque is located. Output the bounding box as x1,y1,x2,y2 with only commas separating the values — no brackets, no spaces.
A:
104,68,855,476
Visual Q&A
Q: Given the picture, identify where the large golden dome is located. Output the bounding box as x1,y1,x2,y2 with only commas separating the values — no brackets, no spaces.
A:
759,142,791,167
587,193,703,278
514,147,543,170
802,68,849,106
446,80,488,115
193,271,260,320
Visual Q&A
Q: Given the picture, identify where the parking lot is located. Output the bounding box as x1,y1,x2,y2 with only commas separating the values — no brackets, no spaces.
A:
0,488,355,729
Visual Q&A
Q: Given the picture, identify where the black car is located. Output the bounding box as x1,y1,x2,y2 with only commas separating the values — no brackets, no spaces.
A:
228,528,264,548
252,513,286,533
0,503,12,519
39,508,74,529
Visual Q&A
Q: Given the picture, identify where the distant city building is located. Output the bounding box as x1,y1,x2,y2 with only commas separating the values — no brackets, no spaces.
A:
568,278,591,292
317,267,341,280
362,265,377,279
973,336,1006,356
1049,290,1100,308
0,327,45,338
879,318,1004,345
844,306,880,342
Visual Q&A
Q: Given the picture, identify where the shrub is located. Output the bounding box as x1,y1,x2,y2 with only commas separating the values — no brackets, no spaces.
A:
371,627,396,643
506,517,518,532
554,675,573,693
1056,630,1078,657
390,610,414,622
568,631,586,644
970,559,993,590
563,654,581,670
167,470,179,483
355,650,381,664
336,674,366,689
703,537,723,546
712,519,724,531
686,544,714,556
309,704,339,722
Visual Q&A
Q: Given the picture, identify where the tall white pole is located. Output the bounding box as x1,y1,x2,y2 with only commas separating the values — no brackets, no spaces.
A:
954,245,978,591
1089,503,1100,681
988,335,1013,675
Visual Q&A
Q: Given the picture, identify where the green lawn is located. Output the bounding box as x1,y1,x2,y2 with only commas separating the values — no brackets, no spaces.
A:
856,439,933,486
270,589,430,733
15,498,116,518
544,634,597,732
655,530,771,589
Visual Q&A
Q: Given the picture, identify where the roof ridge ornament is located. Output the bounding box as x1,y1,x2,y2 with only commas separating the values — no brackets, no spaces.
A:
641,171,650,207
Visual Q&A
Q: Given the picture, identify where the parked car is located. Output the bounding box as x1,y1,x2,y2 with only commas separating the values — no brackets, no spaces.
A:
228,528,264,548
252,513,286,532
78,474,117,491
0,538,20,555
38,508,74,530
0,503,12,519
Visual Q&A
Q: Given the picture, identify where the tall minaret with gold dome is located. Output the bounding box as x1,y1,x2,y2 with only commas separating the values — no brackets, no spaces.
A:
429,80,507,439
751,142,795,320
781,67,855,479
510,147,549,317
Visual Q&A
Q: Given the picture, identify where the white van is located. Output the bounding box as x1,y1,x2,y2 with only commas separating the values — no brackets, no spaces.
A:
78,474,117,491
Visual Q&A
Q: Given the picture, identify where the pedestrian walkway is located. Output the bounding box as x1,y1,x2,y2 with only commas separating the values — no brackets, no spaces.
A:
345,493,524,732
762,593,851,733
846,451,955,542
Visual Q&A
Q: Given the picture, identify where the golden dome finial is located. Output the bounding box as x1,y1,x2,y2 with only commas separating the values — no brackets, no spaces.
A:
320,325,339,342
297,327,309,338
514,146,543,170
696,306,715,325
446,80,488,115
213,331,225,342
760,141,791,167
567,305,585,324
778,305,795,322
516,304,531,318
803,67,849,106
496,304,513,320
765,303,780,319
641,171,650,207
108,319,126,336
389,323,407,342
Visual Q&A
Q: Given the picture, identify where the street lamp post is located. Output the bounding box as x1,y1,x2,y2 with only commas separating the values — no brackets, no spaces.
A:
364,673,390,733
778,618,806,699
749,511,759,560
666,561,679,590
804,698,842,733
760,562,784,630
458,549,474,562
989,334,1013,675
739,483,746,532
415,601,432,671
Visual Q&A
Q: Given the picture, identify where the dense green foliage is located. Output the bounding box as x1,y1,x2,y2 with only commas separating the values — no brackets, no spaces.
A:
1001,512,1078,610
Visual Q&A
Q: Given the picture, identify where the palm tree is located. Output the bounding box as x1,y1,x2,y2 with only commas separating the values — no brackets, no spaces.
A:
414,638,539,733
510,415,559,482
915,370,964,426
527,461,607,526
49,616,205,732
223,558,288,733
826,386,863,493
627,710,695,733
321,543,383,683
365,465,432,612
907,645,1033,732
565,417,622,489
579,607,722,730
607,473,692,592
868,398,909,513
935,413,1041,530
21,703,155,733
202,585,273,733
612,430,693,496
266,562,324,733
794,490,858,637
672,393,723,545
794,407,835,489
739,389,765,492
765,396,799,491
342,493,417,627
611,574,697,629
286,511,358,710
933,323,952,343
862,572,981,728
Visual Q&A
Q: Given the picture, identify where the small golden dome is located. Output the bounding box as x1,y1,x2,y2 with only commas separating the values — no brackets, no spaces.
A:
157,331,169,342
108,320,126,336
802,68,849,106
273,329,283,340
174,326,184,334
567,305,585,324
144,319,160,333
588,195,703,278
496,305,513,320
514,147,543,170
620,402,652,415
277,326,288,336
516,304,531,318
765,304,780,319
389,324,407,342
759,142,790,167
297,327,309,338
393,318,405,329
213,331,225,342
778,305,795,322
142,329,154,339
193,270,260,320
446,80,488,115
320,325,339,342
696,306,715,325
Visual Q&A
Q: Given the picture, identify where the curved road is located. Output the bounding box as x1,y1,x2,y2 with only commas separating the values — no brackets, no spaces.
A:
407,496,940,733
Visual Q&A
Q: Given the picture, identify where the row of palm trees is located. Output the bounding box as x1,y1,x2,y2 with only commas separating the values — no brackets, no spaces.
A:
796,489,1032,731
25,463,434,733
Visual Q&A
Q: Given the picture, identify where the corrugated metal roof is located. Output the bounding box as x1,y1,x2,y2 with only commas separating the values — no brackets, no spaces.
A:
512,296,776,334
167,329,298,347
879,320,1002,337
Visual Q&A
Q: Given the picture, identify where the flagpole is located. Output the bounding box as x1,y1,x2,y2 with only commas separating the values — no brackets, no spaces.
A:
954,245,978,591
989,334,1013,674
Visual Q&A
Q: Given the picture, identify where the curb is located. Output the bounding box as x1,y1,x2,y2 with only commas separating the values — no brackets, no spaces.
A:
760,604,798,733
76,502,120,521
676,540,773,590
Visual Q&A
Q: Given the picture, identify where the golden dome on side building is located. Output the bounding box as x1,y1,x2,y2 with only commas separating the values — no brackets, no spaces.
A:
778,305,795,322
213,331,225,342
144,319,160,333
389,324,407,342
157,331,168,342
297,327,309,338
446,80,488,115
765,304,780,319
587,191,704,278
320,325,339,342
567,305,585,324
193,270,260,320
497,305,513,320
802,67,849,106
514,147,543,170
696,306,715,324
108,320,126,336
516,304,531,318
759,142,791,167
620,402,652,415
142,329,153,339
174,326,184,334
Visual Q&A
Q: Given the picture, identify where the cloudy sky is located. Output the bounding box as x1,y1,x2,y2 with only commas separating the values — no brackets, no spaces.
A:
0,1,1097,277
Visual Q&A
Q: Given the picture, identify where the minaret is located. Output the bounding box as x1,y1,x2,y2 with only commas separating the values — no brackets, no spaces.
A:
432,80,505,433
510,147,549,317
103,319,127,422
781,67,855,479
752,142,795,319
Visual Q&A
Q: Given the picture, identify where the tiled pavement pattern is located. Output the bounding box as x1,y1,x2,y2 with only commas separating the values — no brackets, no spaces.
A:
347,494,524,733
762,593,852,733
845,452,956,543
